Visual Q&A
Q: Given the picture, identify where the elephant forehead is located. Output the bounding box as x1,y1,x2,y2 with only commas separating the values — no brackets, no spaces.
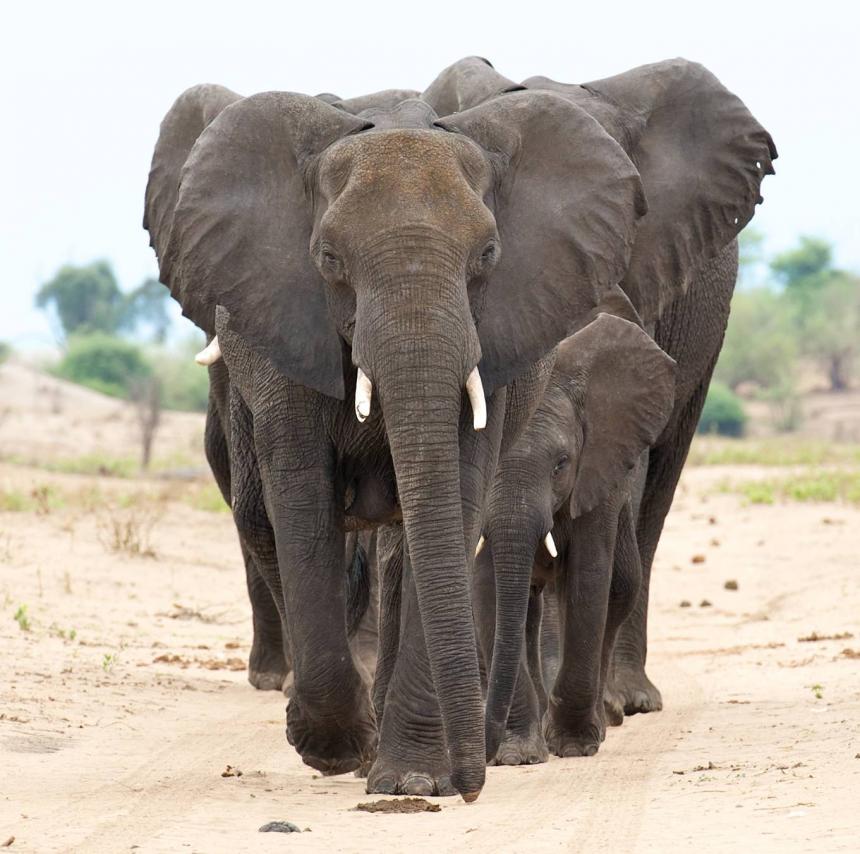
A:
320,129,492,202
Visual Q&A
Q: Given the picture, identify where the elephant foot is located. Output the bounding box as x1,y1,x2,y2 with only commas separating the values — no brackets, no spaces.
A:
612,665,663,716
544,707,605,758
492,725,549,766
286,692,377,777
248,635,289,692
603,685,625,727
366,753,455,797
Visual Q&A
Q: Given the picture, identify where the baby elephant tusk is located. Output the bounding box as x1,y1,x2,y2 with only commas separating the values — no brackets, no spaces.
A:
544,531,558,558
475,535,485,556
194,336,222,366
465,366,487,431
355,368,373,423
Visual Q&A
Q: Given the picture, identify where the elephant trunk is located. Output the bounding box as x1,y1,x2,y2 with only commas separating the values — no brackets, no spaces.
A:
483,483,550,761
355,256,485,801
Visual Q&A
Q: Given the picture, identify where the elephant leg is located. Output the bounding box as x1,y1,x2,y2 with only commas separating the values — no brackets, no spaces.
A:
544,504,618,758
614,376,712,715
366,543,455,796
371,523,404,724
251,393,375,777
540,582,561,696
494,587,548,766
206,377,288,691
226,391,291,691
602,500,643,726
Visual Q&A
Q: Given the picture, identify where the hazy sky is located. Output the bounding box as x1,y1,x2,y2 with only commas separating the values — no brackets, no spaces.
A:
2,0,857,348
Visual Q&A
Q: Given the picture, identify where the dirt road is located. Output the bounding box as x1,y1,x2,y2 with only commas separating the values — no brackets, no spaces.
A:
2,461,859,853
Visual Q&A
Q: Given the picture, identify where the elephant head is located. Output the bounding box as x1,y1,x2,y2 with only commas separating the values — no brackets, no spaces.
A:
144,80,645,798
481,313,677,759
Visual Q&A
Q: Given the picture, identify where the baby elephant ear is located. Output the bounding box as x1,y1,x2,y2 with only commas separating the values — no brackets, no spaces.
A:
558,314,677,518
422,56,524,114
160,93,372,399
144,84,242,270
438,92,646,394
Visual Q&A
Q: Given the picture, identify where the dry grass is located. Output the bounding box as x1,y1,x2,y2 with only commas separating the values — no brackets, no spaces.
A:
689,436,860,467
716,469,860,506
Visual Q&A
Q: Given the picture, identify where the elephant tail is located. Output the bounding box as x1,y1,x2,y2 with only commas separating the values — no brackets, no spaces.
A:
346,537,370,638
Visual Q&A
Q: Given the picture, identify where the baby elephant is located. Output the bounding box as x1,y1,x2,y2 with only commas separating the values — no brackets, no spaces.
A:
474,312,676,764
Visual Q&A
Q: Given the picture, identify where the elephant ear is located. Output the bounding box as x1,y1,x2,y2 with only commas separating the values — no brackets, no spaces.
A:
525,59,777,323
557,313,676,518
160,93,372,399
144,84,242,267
422,56,524,114
437,91,647,394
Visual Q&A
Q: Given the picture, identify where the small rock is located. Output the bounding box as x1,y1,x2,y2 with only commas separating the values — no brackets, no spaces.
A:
259,821,301,833
724,580,738,591
680,600,692,608
700,599,712,608
708,516,718,525
691,554,706,564
221,765,243,778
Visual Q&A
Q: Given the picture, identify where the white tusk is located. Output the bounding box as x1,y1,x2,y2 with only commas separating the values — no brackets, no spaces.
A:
475,535,485,556
544,532,558,558
355,368,372,423
195,336,221,366
465,366,487,431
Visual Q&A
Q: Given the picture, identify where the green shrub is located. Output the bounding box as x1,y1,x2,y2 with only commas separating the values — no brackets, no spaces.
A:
697,382,747,437
55,333,152,398
151,350,210,412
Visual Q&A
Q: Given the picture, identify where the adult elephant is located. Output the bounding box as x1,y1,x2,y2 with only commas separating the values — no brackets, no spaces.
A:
144,78,645,801
421,58,775,757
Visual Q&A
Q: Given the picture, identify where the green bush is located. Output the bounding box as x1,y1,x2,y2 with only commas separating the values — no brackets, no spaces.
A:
152,350,210,412
54,333,152,398
698,382,747,437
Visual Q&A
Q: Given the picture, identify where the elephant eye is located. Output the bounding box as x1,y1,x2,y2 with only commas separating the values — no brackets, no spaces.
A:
321,249,339,267
480,241,498,264
553,455,569,477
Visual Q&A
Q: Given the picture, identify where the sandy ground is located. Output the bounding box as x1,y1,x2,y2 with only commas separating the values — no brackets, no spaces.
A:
1,381,859,851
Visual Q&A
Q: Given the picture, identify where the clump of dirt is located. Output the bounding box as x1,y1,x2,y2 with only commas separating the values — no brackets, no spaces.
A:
724,579,738,590
691,554,706,564
259,821,301,833
840,648,860,659
221,765,242,778
700,599,712,607
798,631,854,642
355,798,441,814
680,600,692,608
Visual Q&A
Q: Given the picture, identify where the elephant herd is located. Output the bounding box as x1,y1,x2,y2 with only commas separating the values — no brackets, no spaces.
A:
144,56,776,802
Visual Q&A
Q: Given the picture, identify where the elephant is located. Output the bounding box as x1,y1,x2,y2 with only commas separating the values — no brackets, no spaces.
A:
144,66,647,801
415,58,774,761
473,311,677,762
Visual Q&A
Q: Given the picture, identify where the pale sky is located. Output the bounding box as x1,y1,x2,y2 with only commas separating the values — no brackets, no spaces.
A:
2,0,857,348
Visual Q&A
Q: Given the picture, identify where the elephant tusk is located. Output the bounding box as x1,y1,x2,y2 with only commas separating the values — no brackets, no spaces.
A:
544,531,558,558
355,368,372,423
194,336,222,366
465,366,487,431
475,535,485,556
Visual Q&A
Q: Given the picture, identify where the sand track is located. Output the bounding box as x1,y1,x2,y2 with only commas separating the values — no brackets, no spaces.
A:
2,460,859,852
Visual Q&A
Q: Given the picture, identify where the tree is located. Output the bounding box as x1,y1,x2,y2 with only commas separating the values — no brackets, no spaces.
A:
796,272,860,391
122,278,172,343
737,227,765,287
714,288,798,392
770,236,833,293
130,376,163,470
35,261,124,339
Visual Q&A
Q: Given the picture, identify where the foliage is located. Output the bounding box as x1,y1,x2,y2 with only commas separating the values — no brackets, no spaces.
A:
54,333,153,398
36,261,125,338
697,382,747,437
123,278,172,342
714,288,797,392
770,236,833,290
717,469,860,506
151,344,210,412
0,341,11,364
737,227,765,287
35,261,172,344
688,437,860,467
